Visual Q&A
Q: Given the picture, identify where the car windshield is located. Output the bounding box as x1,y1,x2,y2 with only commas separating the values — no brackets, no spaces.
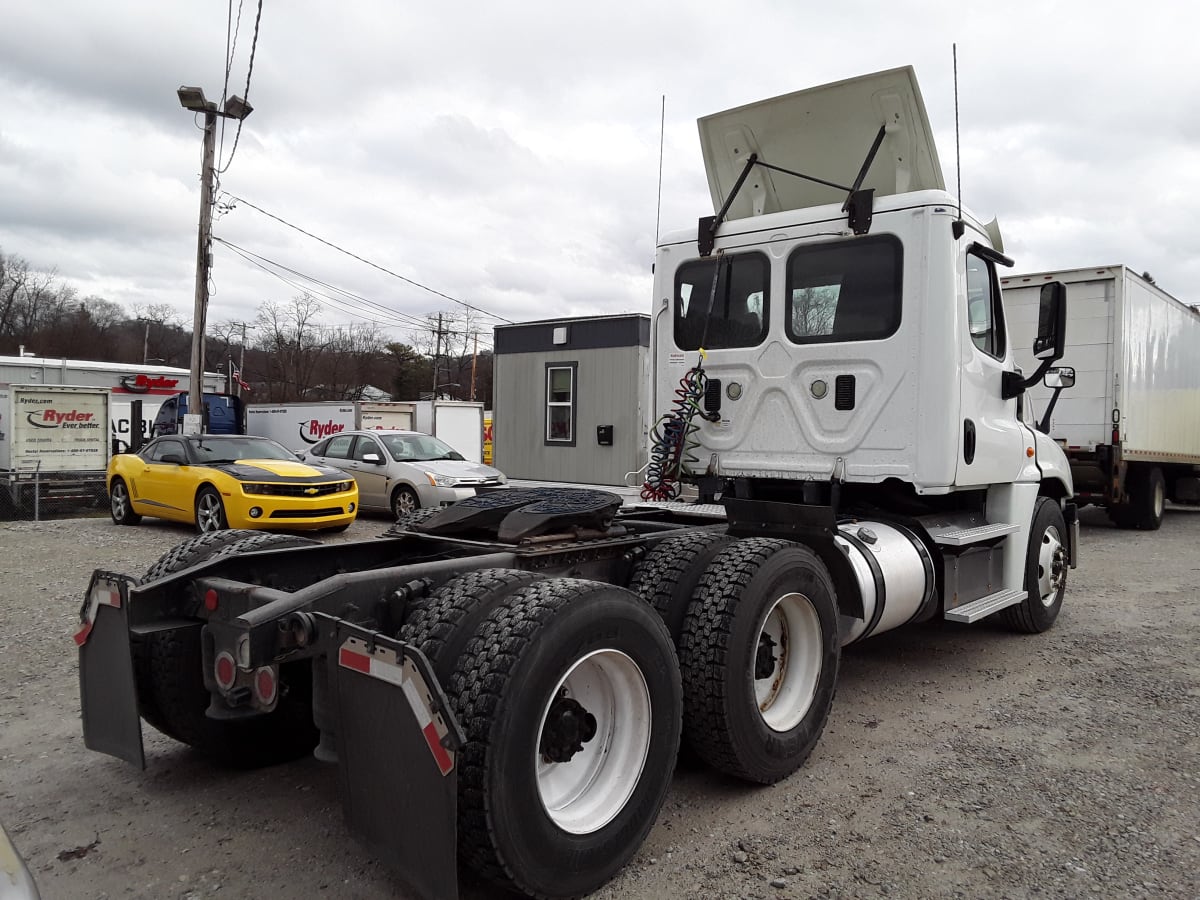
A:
378,433,465,462
190,438,298,464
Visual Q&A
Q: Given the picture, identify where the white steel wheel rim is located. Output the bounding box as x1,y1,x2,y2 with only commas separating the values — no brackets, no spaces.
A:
1038,525,1066,607
754,592,823,733
535,649,651,835
111,484,128,519
1153,480,1165,518
197,494,222,532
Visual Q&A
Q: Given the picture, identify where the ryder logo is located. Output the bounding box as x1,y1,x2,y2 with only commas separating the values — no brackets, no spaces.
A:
301,419,345,443
118,374,180,394
27,408,99,429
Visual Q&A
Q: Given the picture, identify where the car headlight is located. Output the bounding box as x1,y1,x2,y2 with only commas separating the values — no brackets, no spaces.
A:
242,483,272,495
426,472,461,487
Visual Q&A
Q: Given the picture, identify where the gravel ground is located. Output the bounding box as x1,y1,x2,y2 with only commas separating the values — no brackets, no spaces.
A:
1,507,1198,899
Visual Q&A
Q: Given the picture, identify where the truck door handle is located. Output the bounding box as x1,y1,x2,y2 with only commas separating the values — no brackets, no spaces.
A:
963,419,976,465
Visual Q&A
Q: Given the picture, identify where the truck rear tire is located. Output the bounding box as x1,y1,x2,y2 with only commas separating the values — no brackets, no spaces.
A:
678,538,840,784
1000,497,1067,633
628,530,733,644
1113,465,1165,530
398,568,546,681
109,478,142,525
135,531,320,765
448,578,681,898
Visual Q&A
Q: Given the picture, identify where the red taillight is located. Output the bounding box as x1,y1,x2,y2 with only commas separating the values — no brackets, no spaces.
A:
1112,428,1119,445
214,651,237,690
254,667,278,705
204,588,219,612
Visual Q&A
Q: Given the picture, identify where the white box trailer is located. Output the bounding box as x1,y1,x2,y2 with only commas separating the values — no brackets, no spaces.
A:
1005,264,1200,529
0,383,112,513
0,354,221,452
245,401,416,451
409,400,485,462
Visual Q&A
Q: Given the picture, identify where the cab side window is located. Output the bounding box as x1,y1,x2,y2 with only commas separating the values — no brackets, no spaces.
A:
966,251,1006,359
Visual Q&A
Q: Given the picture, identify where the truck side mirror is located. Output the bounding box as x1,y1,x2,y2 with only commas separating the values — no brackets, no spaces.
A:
1033,281,1067,361
1004,280,1070,400
1037,366,1075,434
1043,366,1075,390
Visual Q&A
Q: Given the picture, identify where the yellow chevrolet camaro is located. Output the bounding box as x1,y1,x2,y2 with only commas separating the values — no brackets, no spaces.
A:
108,434,358,533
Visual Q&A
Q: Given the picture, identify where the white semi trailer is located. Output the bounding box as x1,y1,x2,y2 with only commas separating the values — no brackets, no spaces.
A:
0,383,112,513
79,67,1077,900
1004,264,1197,529
244,401,416,450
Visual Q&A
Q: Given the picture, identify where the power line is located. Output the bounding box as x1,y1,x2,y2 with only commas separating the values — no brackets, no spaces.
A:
217,0,245,168
223,192,514,323
216,0,261,176
214,237,495,347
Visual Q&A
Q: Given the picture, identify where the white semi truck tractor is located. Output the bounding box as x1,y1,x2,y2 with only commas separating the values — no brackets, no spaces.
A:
77,67,1076,900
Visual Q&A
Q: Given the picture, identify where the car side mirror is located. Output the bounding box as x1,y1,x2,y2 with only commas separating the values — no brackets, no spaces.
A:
362,452,384,464
160,452,186,464
1043,366,1075,390
1033,281,1067,361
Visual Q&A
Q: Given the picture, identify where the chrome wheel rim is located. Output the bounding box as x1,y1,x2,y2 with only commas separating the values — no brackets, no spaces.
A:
754,592,822,732
535,649,651,835
1038,525,1067,606
196,493,223,532
111,483,128,520
394,490,417,516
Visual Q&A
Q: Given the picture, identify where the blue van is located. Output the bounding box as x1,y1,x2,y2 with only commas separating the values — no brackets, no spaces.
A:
152,393,244,436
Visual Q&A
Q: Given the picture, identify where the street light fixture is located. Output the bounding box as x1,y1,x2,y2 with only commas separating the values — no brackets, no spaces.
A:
177,85,253,433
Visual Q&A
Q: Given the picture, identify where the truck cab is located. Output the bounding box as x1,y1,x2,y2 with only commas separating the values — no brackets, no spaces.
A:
649,66,1076,623
152,392,244,437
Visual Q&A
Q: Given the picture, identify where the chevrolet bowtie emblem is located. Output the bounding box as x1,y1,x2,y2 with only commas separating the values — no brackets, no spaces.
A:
304,487,319,495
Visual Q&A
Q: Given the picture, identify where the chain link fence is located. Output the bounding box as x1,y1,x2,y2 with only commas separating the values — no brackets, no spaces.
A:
0,472,109,522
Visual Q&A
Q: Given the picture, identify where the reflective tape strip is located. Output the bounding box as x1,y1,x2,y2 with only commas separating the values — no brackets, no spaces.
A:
75,584,123,646
402,678,454,776
338,641,454,775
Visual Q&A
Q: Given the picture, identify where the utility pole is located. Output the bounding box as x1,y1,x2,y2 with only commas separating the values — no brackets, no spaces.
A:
470,331,478,401
238,321,247,399
431,312,443,396
142,319,150,366
176,86,253,432
186,107,216,431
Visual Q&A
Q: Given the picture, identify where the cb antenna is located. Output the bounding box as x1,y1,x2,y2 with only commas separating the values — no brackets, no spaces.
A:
655,95,666,245
952,43,965,239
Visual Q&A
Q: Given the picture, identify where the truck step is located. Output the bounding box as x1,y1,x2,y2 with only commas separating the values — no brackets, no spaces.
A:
928,522,1018,546
944,588,1027,623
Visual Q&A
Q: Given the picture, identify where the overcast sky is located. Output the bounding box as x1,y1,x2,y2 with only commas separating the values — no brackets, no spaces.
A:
2,1,1197,350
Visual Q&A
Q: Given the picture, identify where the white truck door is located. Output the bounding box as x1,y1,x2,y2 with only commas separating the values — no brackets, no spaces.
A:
955,248,1027,486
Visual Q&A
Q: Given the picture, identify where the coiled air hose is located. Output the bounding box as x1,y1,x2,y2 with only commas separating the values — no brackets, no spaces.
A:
641,357,712,501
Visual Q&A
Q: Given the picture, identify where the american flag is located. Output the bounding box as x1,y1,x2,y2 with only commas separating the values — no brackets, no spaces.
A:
232,366,252,393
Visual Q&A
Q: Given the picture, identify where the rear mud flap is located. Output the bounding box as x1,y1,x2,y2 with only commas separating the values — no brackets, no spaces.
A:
77,572,144,769
329,621,464,900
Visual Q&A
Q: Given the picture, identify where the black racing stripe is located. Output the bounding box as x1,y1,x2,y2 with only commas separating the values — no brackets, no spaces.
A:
208,463,346,483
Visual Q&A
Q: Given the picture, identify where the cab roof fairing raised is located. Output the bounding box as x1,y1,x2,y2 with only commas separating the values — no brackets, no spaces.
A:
698,66,945,220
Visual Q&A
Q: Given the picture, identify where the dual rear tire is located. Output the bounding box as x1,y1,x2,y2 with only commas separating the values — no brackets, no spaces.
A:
400,574,681,898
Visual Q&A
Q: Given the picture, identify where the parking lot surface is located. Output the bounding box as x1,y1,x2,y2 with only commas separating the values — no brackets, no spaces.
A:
0,507,1197,899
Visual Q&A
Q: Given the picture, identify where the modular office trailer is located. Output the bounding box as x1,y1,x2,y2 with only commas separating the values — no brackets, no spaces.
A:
492,315,649,486
1005,264,1200,527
